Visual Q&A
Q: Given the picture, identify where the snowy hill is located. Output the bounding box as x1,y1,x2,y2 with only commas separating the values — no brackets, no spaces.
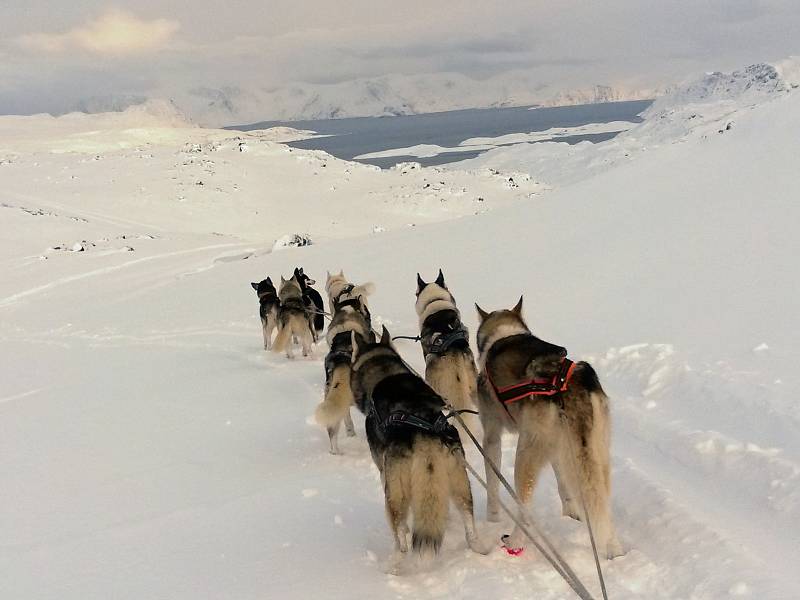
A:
455,62,794,186
2,59,799,599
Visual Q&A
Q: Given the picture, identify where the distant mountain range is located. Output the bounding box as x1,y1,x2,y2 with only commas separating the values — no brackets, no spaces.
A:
68,72,666,127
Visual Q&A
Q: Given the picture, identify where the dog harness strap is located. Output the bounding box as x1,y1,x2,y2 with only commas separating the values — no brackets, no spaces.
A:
335,298,362,312
334,284,355,304
488,358,576,404
424,327,469,356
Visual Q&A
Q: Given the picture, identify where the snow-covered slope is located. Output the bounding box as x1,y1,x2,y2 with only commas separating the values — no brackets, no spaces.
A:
455,63,793,187
1,61,799,599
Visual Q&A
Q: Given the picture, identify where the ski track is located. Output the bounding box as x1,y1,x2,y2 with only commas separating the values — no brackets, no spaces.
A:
0,242,251,308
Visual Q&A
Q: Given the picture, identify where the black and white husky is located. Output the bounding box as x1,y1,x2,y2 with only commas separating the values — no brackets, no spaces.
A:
272,275,314,359
293,267,324,342
351,327,488,571
475,297,622,558
314,294,374,454
415,270,479,433
251,277,279,350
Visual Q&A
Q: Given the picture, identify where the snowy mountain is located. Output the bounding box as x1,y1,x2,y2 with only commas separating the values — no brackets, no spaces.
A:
68,73,661,127
2,58,799,599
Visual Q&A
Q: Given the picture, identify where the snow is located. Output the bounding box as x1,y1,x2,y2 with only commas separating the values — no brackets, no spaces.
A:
353,121,637,160
2,60,799,599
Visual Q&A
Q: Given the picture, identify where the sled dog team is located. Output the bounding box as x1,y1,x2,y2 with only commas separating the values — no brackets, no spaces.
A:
251,268,622,571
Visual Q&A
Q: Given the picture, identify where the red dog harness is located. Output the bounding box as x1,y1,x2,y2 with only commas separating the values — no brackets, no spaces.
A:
487,358,576,404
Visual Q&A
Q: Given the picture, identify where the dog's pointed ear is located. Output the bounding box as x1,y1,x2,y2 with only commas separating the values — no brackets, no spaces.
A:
475,303,490,322
339,269,344,276
280,275,286,285
512,296,524,316
435,268,445,287
380,325,392,346
326,270,331,280
265,277,272,286
251,282,259,291
416,273,426,293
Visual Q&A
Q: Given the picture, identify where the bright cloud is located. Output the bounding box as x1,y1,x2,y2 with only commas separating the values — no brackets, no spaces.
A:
18,10,179,55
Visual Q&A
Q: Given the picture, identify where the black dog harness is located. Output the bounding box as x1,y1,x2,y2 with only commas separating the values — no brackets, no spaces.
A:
333,284,355,304
423,327,469,356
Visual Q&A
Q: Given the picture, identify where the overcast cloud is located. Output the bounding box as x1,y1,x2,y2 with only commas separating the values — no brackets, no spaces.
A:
1,0,798,115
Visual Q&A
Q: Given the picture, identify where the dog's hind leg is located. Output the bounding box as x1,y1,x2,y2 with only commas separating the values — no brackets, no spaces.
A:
450,454,489,555
482,420,503,522
504,422,557,551
552,458,580,520
260,318,269,350
344,409,356,437
326,422,342,455
383,456,411,573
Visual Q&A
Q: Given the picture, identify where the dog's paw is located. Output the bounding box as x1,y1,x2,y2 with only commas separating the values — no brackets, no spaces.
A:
500,535,524,557
606,538,625,559
468,539,492,555
561,501,581,521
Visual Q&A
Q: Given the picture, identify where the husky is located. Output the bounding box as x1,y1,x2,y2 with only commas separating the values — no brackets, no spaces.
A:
271,275,314,359
351,326,488,571
314,294,374,454
415,270,479,434
474,297,622,558
293,267,324,342
251,277,279,350
325,270,376,308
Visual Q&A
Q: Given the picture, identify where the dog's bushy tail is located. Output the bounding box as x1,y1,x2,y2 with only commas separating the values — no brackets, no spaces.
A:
271,321,292,353
314,365,352,427
354,282,375,298
410,438,449,556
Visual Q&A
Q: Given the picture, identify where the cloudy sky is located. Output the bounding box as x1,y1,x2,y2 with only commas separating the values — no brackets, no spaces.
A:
1,1,798,115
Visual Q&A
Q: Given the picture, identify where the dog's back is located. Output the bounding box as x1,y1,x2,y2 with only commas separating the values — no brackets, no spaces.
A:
272,276,314,357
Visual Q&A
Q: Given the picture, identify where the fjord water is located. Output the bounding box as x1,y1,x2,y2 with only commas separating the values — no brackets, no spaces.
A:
230,100,652,167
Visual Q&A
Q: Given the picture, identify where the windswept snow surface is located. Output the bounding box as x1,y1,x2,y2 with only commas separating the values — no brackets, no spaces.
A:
2,62,799,599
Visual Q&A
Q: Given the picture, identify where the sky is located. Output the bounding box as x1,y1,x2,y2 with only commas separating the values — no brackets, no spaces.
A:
1,1,798,115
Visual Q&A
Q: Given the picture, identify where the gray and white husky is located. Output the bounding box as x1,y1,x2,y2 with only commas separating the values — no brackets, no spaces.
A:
314,294,374,454
474,297,622,558
271,275,314,359
351,326,488,571
251,277,279,350
415,270,479,434
325,270,375,309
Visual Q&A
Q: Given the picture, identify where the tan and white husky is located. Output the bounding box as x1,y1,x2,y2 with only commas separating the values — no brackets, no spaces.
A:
475,297,622,558
271,275,314,359
314,294,373,454
414,270,479,434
